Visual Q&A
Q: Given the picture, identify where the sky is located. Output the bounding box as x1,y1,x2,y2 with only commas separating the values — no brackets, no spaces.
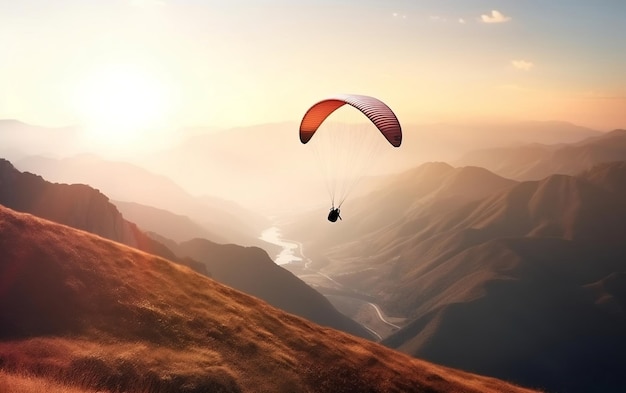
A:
1,0,625,143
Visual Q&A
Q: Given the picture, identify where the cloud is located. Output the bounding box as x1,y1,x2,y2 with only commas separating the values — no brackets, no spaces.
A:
481,10,511,23
429,15,447,22
511,60,534,71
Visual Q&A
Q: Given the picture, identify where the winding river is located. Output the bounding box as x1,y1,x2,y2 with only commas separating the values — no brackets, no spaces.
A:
258,226,404,340
258,226,303,265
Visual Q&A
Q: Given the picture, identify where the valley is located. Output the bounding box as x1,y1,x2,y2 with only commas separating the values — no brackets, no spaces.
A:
260,224,407,340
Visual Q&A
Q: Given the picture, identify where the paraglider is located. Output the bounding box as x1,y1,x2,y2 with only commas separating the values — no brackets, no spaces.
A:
328,207,341,222
299,94,402,222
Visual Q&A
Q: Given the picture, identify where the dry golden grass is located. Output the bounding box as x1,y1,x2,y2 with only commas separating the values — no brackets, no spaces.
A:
0,369,99,393
0,205,541,393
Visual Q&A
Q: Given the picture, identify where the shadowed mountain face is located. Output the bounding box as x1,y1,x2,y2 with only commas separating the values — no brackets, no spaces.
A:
318,161,626,393
456,129,626,181
0,205,539,393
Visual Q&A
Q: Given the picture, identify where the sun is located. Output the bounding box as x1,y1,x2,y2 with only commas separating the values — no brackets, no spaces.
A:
74,64,171,148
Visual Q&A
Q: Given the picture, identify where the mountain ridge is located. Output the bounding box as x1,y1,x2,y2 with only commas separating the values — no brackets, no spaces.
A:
456,129,626,181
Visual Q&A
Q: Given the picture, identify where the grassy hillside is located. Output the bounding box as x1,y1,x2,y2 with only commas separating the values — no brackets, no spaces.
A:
0,205,539,392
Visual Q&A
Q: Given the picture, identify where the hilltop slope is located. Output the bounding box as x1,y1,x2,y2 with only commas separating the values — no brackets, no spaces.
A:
0,205,539,393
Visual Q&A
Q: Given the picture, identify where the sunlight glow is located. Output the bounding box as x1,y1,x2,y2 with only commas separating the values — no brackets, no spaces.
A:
74,64,171,147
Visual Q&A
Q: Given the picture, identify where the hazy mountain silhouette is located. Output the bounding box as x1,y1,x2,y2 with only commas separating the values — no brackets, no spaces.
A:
0,119,81,161
424,120,600,146
15,154,268,247
134,120,599,211
113,200,228,244
456,129,626,181
325,161,626,393
0,205,539,393
1,118,600,213
141,122,324,210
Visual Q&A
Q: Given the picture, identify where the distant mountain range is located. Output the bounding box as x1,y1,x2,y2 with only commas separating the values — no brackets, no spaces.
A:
112,200,228,244
456,129,626,181
140,120,601,209
0,204,539,393
0,118,603,211
0,119,81,160
288,159,626,393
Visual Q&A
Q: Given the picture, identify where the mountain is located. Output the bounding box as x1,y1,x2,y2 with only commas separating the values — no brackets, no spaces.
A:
281,160,626,392
420,120,601,147
358,162,626,393
456,129,626,181
113,200,228,244
15,154,268,247
0,205,539,393
162,237,375,340
284,162,518,270
0,120,81,161
140,122,325,211
0,158,202,272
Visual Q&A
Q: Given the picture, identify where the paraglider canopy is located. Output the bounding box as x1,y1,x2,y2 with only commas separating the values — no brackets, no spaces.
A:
299,94,402,147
